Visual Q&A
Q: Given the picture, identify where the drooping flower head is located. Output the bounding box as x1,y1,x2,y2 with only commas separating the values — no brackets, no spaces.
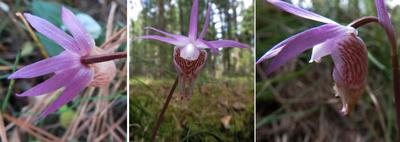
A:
8,7,116,117
257,0,394,115
140,0,249,100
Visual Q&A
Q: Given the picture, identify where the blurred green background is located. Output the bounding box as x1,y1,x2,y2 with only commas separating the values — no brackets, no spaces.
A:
130,0,254,141
256,0,400,141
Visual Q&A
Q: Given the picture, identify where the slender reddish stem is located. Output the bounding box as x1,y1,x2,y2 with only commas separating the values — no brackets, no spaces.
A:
348,16,379,28
391,37,400,141
151,77,179,142
381,22,400,141
350,16,400,139
81,51,127,64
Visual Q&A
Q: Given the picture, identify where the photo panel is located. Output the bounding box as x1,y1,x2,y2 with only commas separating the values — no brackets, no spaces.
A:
0,0,127,141
256,0,399,141
129,0,254,141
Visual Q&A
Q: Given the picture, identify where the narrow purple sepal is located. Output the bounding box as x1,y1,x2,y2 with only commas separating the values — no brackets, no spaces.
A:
8,52,80,79
208,40,249,49
16,68,80,97
24,13,80,54
374,0,396,45
61,7,94,55
139,35,183,46
144,27,187,40
266,0,337,24
257,26,313,64
199,4,211,39
188,0,199,40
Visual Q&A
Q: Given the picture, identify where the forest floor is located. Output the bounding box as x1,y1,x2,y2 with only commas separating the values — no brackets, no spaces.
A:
130,76,254,141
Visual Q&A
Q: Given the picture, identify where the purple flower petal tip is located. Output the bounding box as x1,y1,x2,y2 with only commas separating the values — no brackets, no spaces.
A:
374,0,396,44
23,13,32,18
188,0,199,40
139,35,182,46
61,6,69,12
199,4,212,39
61,6,94,55
7,74,16,79
255,59,264,64
15,93,29,97
208,40,249,49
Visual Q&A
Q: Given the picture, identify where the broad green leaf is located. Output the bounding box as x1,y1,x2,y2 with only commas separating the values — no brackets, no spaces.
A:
31,1,64,56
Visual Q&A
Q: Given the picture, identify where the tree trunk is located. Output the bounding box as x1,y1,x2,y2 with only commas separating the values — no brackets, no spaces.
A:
157,0,167,77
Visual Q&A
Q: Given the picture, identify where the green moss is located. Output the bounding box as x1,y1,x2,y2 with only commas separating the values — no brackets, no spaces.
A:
130,76,254,141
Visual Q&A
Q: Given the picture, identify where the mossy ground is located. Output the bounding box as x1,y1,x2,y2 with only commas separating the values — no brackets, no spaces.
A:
130,76,254,141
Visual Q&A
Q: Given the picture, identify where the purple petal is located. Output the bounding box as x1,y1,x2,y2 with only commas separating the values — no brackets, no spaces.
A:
256,33,299,64
40,68,93,117
24,13,80,54
257,47,283,64
266,24,350,74
16,68,80,97
140,35,185,46
309,39,335,63
61,7,94,55
266,0,337,24
374,0,396,45
144,27,186,39
199,5,211,39
208,40,249,49
196,39,219,53
8,52,80,79
188,0,199,40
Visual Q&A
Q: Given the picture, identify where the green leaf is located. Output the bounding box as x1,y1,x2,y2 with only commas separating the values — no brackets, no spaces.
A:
368,51,386,70
31,1,63,56
37,34,63,56
59,105,76,129
21,42,35,57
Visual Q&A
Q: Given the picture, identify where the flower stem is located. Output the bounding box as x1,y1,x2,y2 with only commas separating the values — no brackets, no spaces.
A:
350,16,400,139
151,77,179,142
390,40,400,141
348,16,379,28
381,23,400,141
81,51,127,65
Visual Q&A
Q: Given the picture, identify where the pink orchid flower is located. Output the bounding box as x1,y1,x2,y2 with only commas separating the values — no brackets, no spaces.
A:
8,7,116,117
140,0,249,99
257,0,394,115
